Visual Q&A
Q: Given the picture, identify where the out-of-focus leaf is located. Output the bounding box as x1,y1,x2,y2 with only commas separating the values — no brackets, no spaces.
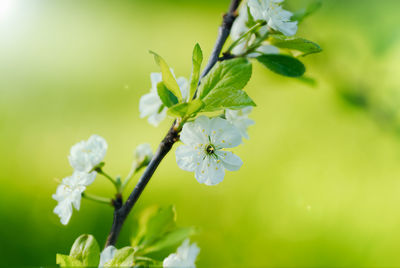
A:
69,234,100,267
270,35,322,56
257,54,305,77
292,0,322,23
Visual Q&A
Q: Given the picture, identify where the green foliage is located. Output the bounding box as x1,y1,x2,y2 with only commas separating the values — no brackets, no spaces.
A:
189,43,203,100
56,234,100,267
202,87,256,112
157,81,178,108
56,254,83,267
150,51,182,100
168,99,204,117
256,54,305,77
131,205,196,260
198,58,255,111
198,58,252,99
269,35,322,57
245,6,256,28
105,247,135,267
292,0,322,23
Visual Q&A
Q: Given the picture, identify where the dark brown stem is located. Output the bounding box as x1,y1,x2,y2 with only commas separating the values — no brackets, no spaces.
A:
104,0,242,248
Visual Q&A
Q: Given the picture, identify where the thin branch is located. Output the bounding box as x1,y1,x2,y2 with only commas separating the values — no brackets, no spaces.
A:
104,0,242,248
82,192,112,205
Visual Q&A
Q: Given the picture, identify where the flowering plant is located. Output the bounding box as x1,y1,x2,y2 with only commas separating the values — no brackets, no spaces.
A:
54,0,321,266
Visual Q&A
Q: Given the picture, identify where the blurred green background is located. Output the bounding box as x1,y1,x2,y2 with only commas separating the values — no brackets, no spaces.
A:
1,0,400,266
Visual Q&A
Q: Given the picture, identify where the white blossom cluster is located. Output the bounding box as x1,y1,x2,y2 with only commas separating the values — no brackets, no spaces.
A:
231,0,298,55
53,135,107,225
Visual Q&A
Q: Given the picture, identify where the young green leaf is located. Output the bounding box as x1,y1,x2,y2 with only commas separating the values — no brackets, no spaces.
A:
189,43,203,100
56,254,83,267
198,58,252,100
167,99,204,117
257,54,305,77
269,35,322,56
202,87,256,112
133,205,177,248
246,6,257,28
69,234,100,267
157,81,179,107
150,51,182,100
141,227,197,255
105,247,135,267
292,0,322,23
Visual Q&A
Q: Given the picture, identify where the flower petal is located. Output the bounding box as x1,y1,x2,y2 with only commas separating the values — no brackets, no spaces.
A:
215,151,243,171
176,145,200,172
209,117,242,148
139,91,162,118
180,119,209,146
195,156,225,186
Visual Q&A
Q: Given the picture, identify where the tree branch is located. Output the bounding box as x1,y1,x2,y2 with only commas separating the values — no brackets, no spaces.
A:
104,0,242,248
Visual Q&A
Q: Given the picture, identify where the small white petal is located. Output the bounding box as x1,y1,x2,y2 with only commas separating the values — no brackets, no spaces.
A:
163,239,199,267
215,151,243,171
209,117,242,148
180,120,208,146
176,145,200,172
99,246,117,267
139,91,162,118
135,143,153,161
195,156,225,186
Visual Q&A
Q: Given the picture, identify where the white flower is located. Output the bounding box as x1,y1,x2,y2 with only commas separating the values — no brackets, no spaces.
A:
248,0,298,36
135,143,153,162
163,239,200,268
99,246,117,267
176,116,243,186
230,3,279,55
68,135,108,173
139,72,189,127
225,107,255,139
52,171,96,225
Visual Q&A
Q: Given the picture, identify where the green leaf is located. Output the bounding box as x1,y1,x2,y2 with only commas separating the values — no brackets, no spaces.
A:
269,35,322,56
56,254,83,267
142,227,196,255
167,99,204,117
198,58,252,100
69,234,100,267
150,51,182,100
256,54,305,77
292,0,322,23
189,43,203,100
202,87,256,112
133,205,176,248
157,81,178,107
246,6,256,28
106,247,135,267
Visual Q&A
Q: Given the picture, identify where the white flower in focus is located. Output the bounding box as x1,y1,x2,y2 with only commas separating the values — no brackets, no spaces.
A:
225,107,255,139
68,135,108,173
139,72,189,127
99,246,117,267
176,116,243,186
248,0,298,36
163,239,200,268
52,171,96,225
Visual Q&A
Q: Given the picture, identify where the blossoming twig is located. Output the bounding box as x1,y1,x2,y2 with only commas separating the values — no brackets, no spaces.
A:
104,0,242,247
